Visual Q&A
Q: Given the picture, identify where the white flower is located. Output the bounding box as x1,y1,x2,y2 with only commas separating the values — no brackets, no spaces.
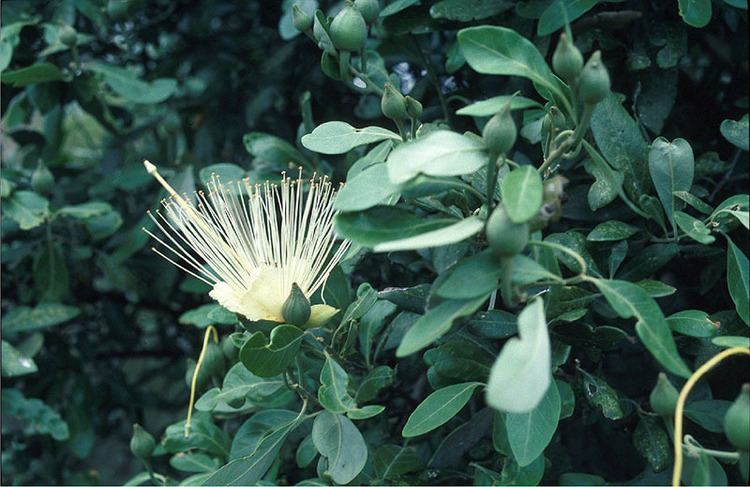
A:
143,160,350,323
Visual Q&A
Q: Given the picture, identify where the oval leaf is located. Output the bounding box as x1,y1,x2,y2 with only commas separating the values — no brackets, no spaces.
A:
301,122,400,155
402,382,483,438
500,165,543,223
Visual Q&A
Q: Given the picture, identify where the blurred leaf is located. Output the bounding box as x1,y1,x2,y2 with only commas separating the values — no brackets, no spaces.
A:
538,0,599,36
720,114,749,151
678,0,712,28
726,236,749,325
3,303,79,333
1,388,69,440
86,62,177,104
1,63,62,86
4,190,49,230
2,340,38,376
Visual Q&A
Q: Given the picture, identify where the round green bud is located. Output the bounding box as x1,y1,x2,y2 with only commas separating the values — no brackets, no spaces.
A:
578,50,610,105
292,5,314,32
354,0,380,24
381,82,408,121
486,205,529,257
130,424,156,459
59,24,77,47
329,3,367,52
552,33,583,83
221,334,238,362
202,341,226,379
724,384,750,451
482,105,516,155
649,373,679,416
31,161,54,194
282,283,311,326
404,96,423,119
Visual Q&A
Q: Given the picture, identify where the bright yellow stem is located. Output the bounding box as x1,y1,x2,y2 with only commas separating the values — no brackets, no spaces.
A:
672,346,750,486
185,325,219,437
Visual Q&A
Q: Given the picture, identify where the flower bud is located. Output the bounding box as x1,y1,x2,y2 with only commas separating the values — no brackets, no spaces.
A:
578,51,610,105
649,373,679,416
552,33,583,83
130,424,156,459
329,3,367,52
202,341,226,378
486,205,529,257
59,24,77,47
381,83,408,121
282,283,311,326
354,0,380,24
31,161,54,194
292,5,314,32
405,96,422,119
724,384,750,451
482,105,516,155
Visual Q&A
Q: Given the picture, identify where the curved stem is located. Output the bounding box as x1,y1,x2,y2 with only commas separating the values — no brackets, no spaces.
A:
672,347,750,487
185,325,219,437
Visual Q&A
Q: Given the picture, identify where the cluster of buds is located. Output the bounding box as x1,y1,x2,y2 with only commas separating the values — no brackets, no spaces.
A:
552,33,610,105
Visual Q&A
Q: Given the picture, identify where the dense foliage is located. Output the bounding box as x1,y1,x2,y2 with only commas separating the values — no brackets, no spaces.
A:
1,0,748,485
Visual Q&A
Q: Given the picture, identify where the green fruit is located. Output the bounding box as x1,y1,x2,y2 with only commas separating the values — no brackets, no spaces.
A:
202,341,226,378
724,384,750,451
329,4,367,52
354,0,380,24
282,283,311,326
381,83,408,120
482,104,516,155
405,96,422,118
552,33,583,83
486,205,529,256
59,25,77,47
31,161,54,194
292,5,313,32
578,50,610,105
130,424,156,459
649,373,679,416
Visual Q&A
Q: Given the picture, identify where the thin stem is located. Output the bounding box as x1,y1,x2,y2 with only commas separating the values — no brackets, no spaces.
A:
339,50,352,84
409,35,451,125
538,132,575,175
349,65,384,96
683,435,741,461
185,326,219,437
486,152,500,212
393,119,408,141
672,347,750,487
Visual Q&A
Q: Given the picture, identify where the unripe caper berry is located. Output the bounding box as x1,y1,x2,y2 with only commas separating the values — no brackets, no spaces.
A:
282,283,312,326
552,33,583,83
130,424,156,459
292,5,313,32
329,3,367,52
649,373,679,416
59,24,77,47
578,50,610,105
724,384,750,451
486,205,529,257
31,161,54,194
381,83,408,120
482,105,516,155
405,96,423,119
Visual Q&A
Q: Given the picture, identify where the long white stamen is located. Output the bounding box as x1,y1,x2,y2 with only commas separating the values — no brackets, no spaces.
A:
143,160,351,322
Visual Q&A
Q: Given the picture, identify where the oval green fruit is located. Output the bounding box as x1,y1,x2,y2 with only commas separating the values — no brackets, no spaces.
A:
329,4,367,51
486,205,529,256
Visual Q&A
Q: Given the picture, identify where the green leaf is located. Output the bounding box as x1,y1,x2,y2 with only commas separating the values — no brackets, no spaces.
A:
373,445,423,480
673,191,713,214
396,296,488,357
202,414,300,485
486,299,551,413
301,121,400,155
2,303,80,333
402,382,483,437
380,0,420,16
648,137,694,226
633,416,671,472
2,340,38,377
436,250,502,299
1,63,62,86
334,206,456,248
469,309,517,339
4,190,50,230
582,142,625,211
456,95,542,117
500,165,544,223
430,0,514,21
200,363,285,411
356,366,395,403
198,163,246,186
581,370,624,420
504,382,561,467
57,201,113,219
312,412,368,484
537,0,600,36
586,221,638,242
712,336,750,348
242,132,308,168
229,409,298,460
86,62,177,104
667,310,718,338
318,353,357,414
334,163,399,212
589,279,691,378
163,414,230,457
674,211,715,244
386,130,488,185
457,26,566,105
1,388,69,440
726,236,749,325
720,114,749,151
33,240,70,302
179,304,237,328
373,216,484,253
559,473,606,485
678,0,712,28
239,325,304,377
170,452,222,473
637,279,677,298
